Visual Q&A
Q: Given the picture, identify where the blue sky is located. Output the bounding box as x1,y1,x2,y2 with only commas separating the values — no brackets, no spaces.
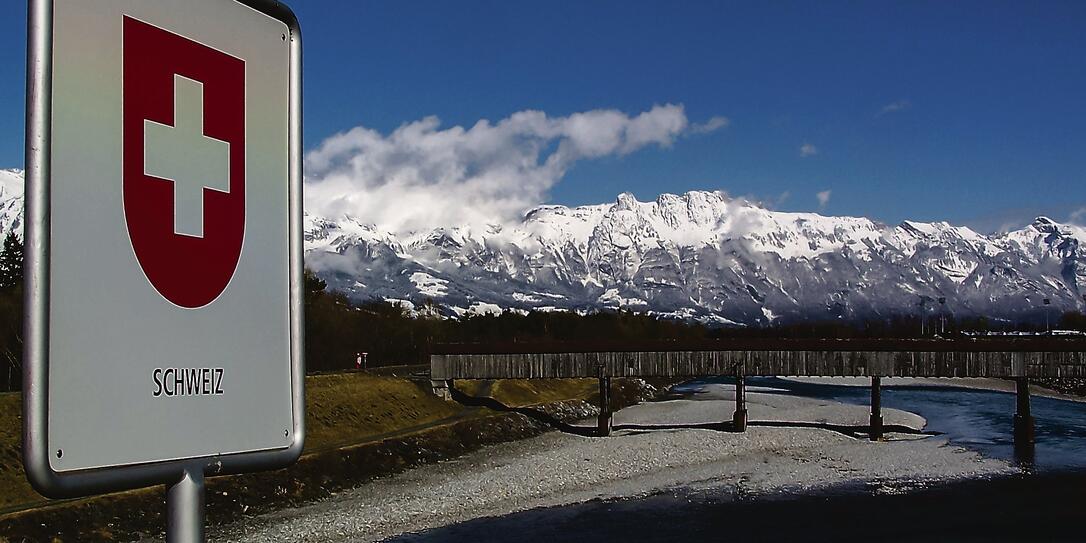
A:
1,1,1084,231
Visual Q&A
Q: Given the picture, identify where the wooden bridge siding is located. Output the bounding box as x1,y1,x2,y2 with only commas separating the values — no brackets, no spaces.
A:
430,350,1086,380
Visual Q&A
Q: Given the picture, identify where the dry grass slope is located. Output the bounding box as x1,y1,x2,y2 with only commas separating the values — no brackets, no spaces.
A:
0,393,32,512
0,372,601,517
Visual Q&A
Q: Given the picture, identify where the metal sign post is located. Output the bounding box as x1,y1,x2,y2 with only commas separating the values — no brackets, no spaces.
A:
167,466,206,542
23,1,304,539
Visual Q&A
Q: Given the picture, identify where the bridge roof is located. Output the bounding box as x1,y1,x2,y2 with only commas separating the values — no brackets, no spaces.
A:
430,338,1086,355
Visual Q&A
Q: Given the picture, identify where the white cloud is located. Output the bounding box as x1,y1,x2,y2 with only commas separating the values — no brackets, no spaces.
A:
1070,207,1086,226
305,104,714,235
799,143,818,157
816,189,832,209
690,116,730,134
877,99,911,117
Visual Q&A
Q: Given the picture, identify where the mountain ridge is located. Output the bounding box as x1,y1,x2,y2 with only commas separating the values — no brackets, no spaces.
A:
1,170,1081,325
304,188,1085,325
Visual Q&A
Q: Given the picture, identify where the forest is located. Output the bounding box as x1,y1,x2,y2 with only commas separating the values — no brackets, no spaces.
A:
302,270,1086,373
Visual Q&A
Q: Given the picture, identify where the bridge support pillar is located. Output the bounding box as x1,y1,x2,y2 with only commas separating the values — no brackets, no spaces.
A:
732,374,747,432
598,376,612,437
869,376,883,441
1014,377,1034,446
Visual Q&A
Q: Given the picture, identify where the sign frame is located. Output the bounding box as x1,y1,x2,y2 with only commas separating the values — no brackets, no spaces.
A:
23,0,305,498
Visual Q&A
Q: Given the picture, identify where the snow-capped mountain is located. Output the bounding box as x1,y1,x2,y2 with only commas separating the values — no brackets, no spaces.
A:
0,169,24,239
0,170,1082,325
305,190,1086,325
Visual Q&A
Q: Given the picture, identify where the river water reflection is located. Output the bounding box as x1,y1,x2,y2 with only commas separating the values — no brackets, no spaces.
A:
714,377,1086,471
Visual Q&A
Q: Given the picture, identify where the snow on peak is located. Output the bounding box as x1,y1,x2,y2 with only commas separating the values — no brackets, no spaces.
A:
0,169,24,200
0,169,24,238
614,191,640,210
301,189,1086,324
0,165,1079,325
516,190,887,259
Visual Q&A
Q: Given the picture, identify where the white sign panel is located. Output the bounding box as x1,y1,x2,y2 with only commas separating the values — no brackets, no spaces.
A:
24,0,303,491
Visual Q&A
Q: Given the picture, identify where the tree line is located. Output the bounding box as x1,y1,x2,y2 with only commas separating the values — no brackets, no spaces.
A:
302,273,1086,372
0,232,23,392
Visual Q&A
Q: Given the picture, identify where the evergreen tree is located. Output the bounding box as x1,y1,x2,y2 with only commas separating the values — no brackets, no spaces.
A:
0,231,21,389
0,231,23,291
304,268,327,301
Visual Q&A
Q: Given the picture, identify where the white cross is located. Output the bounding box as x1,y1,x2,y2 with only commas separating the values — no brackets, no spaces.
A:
144,75,231,238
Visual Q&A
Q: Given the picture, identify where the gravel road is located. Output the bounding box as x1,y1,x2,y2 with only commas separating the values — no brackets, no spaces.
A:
215,385,1012,543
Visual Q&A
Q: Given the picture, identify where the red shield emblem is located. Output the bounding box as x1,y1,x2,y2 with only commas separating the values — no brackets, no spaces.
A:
123,17,245,309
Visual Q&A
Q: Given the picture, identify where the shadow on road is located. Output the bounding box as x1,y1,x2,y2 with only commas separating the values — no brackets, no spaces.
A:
383,472,1086,543
448,383,598,437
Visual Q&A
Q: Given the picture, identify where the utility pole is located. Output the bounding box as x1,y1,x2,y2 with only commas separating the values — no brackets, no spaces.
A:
1044,298,1052,334
919,298,926,337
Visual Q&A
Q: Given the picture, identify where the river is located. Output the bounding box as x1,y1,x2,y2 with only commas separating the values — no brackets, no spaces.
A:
733,377,1086,470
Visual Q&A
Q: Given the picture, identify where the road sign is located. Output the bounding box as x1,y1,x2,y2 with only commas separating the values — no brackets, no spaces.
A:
23,0,304,515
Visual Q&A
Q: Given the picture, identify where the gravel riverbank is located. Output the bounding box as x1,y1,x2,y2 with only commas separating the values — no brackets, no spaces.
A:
216,385,1012,543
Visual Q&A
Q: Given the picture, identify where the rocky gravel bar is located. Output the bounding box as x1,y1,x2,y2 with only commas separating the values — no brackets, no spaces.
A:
215,384,1012,543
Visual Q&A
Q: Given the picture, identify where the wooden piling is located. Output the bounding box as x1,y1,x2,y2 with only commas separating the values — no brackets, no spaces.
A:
733,373,748,432
1014,377,1034,445
870,376,883,441
597,375,612,437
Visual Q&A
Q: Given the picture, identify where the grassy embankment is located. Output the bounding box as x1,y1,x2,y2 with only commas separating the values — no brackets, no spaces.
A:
0,371,602,525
